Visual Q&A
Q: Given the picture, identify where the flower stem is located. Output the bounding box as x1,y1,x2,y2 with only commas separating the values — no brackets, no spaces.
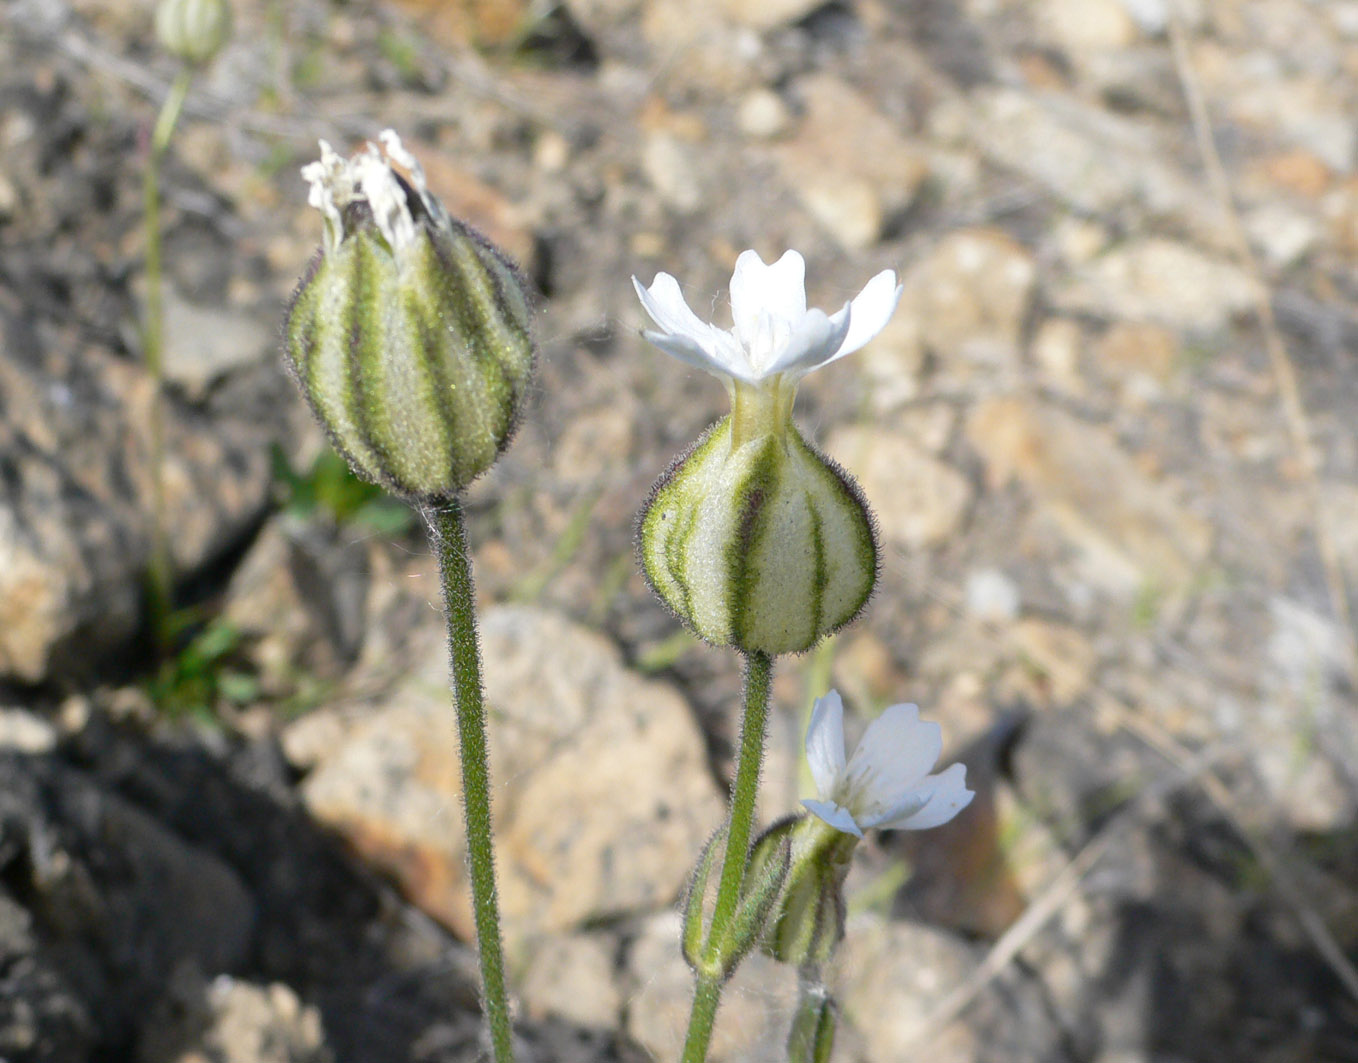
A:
427,499,515,1063
141,66,192,654
680,649,775,1063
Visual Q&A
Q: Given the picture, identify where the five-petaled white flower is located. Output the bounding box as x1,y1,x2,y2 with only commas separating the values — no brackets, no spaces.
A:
802,690,974,838
632,250,902,385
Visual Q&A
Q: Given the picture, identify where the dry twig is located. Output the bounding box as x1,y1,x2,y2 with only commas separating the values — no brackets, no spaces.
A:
1165,2,1355,674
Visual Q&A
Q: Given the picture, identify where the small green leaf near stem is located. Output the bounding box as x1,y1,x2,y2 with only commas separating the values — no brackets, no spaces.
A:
427,499,516,1063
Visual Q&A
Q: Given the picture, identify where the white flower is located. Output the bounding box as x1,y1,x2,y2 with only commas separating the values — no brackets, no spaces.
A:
801,690,974,838
632,250,902,385
302,130,442,256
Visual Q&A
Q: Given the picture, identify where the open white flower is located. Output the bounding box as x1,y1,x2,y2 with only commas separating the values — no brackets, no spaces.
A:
801,690,974,838
632,250,902,385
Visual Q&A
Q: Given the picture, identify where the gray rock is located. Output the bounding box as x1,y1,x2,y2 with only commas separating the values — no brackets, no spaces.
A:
1050,239,1255,333
296,606,725,940
143,975,332,1063
160,290,275,399
623,911,795,1063
825,425,973,552
0,750,256,1052
517,932,622,1029
222,517,372,699
0,292,273,682
0,892,95,1063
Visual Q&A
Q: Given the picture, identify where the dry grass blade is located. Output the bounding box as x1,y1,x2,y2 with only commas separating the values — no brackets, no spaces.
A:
1165,1,1356,676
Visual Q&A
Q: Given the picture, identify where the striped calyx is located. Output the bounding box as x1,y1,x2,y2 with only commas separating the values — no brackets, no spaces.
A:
155,0,232,64
284,133,534,504
750,815,854,967
639,411,877,657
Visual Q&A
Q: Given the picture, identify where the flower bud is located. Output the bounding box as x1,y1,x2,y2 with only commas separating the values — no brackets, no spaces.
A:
787,982,837,1063
155,0,232,65
284,133,535,503
755,815,853,967
638,408,877,656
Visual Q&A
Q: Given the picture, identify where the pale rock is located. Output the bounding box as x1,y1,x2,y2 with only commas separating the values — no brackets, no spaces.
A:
296,606,724,940
774,75,928,250
638,8,766,94
0,707,57,753
902,228,1036,370
1093,322,1177,387
1031,318,1085,396
970,89,1225,239
222,519,370,700
1093,321,1178,409
1243,202,1320,269
1322,482,1358,581
1051,239,1254,332
624,911,795,1062
721,0,829,29
965,568,1021,624
1255,598,1358,831
642,132,704,214
533,130,571,173
1223,71,1355,172
1038,0,1139,54
0,173,17,221
0,521,87,683
797,177,882,250
826,425,972,552
0,318,272,682
1331,2,1358,40
835,915,980,1063
1052,217,1110,266
562,0,642,36
857,309,926,412
737,88,792,139
1115,0,1207,35
517,932,622,1029
896,403,958,454
966,397,1212,596
164,978,330,1063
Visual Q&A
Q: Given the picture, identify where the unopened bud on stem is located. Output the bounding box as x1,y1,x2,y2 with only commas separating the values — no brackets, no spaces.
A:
284,132,535,503
156,0,232,65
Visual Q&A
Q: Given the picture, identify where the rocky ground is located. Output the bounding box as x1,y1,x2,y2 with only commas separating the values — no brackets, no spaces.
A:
3,0,1358,1059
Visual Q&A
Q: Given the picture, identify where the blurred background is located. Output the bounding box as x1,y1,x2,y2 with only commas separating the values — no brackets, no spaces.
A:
3,0,1358,1060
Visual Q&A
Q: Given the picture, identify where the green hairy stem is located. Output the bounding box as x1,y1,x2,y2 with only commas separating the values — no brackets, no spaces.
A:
681,650,774,1063
428,500,516,1063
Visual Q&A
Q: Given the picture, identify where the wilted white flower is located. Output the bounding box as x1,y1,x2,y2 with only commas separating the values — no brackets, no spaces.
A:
801,690,974,838
632,250,901,386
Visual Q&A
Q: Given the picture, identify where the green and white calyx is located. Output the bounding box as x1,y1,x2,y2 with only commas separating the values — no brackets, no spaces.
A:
633,250,900,655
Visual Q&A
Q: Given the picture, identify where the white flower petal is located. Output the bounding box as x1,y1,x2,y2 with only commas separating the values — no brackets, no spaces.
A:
857,787,931,830
874,763,974,831
633,275,749,378
633,274,726,350
801,798,863,838
847,703,942,798
730,249,807,344
639,330,738,378
811,270,902,371
805,690,847,797
764,307,853,378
